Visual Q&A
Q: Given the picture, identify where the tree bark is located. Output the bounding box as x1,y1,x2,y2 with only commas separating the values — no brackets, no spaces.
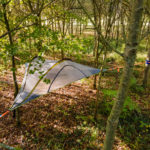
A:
91,0,101,89
142,48,150,88
2,3,20,125
103,0,144,150
93,32,100,89
61,0,66,59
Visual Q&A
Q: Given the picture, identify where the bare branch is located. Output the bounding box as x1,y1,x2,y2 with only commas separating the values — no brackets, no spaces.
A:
77,0,124,58
0,16,54,39
0,23,35,39
140,30,150,41
1,0,12,6
140,21,150,40
42,0,57,10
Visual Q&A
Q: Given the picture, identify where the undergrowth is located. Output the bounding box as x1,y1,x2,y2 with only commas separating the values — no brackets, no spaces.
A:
96,88,150,150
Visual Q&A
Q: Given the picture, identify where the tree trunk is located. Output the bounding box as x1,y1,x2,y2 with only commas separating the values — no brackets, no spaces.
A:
3,3,20,126
142,48,150,88
103,0,144,150
120,5,126,43
93,32,100,89
61,0,66,59
36,13,42,52
71,18,74,35
115,20,120,48
92,0,101,89
94,51,107,121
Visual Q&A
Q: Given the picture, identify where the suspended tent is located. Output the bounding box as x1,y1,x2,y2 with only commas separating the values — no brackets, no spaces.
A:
0,57,100,118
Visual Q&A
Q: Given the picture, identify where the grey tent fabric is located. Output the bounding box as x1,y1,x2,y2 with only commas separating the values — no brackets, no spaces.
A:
9,57,100,111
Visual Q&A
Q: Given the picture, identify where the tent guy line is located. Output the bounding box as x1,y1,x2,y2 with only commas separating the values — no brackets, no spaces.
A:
1,57,146,119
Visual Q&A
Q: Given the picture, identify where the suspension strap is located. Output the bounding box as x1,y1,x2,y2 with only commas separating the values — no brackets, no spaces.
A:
0,110,10,119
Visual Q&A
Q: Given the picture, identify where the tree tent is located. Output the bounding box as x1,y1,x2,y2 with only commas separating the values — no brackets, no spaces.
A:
0,57,100,118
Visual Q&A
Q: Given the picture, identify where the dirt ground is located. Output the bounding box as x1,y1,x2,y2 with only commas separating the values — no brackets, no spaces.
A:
0,64,149,150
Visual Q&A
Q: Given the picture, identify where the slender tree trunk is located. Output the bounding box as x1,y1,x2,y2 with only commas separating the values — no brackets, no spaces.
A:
36,13,42,52
116,20,120,48
80,12,82,35
94,51,107,121
103,0,144,150
92,0,101,89
93,30,97,57
71,18,73,35
55,18,57,31
142,48,150,88
121,7,126,43
51,10,54,31
61,16,65,59
3,3,20,126
93,33,100,89
61,0,66,59
76,20,79,35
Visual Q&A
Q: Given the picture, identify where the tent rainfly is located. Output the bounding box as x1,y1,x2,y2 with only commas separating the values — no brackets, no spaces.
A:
0,57,100,118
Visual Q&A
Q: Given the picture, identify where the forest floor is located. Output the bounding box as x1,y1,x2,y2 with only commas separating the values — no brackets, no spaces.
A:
0,62,150,150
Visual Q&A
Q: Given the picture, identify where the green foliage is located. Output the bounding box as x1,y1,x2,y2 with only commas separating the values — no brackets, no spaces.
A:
102,89,117,98
29,69,35,74
138,40,147,52
133,69,140,78
10,67,17,72
99,89,139,116
130,76,137,86
0,1,149,150
72,122,102,149
16,25,95,60
130,76,144,94
95,88,150,149
123,96,137,111
76,115,95,123
43,78,51,84
118,110,150,149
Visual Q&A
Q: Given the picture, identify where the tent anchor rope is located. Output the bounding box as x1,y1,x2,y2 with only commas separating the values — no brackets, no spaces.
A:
0,110,10,119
